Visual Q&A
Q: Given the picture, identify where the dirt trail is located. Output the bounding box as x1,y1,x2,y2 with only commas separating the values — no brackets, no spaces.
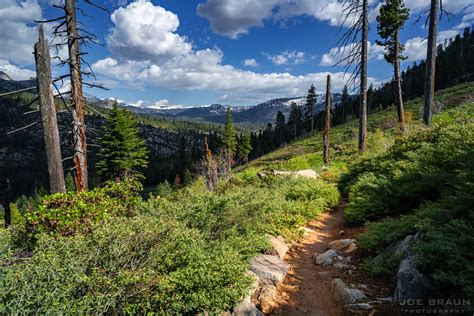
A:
271,202,348,316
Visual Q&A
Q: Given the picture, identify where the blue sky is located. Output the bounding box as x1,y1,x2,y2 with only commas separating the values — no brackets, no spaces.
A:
0,0,472,107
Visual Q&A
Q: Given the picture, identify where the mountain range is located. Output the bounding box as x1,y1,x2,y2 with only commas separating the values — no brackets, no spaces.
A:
0,71,342,125
98,95,342,125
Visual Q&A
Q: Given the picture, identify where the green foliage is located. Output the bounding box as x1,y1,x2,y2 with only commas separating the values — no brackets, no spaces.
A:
346,110,474,299
239,133,252,163
0,216,251,314
97,104,149,182
305,84,317,131
344,118,474,225
223,107,237,154
361,251,401,277
376,0,410,64
24,179,143,237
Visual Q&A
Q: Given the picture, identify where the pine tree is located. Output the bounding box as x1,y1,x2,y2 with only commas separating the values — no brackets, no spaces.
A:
376,0,410,133
239,134,252,164
275,111,286,145
288,102,303,140
222,107,237,166
97,104,148,182
305,84,317,133
341,85,351,120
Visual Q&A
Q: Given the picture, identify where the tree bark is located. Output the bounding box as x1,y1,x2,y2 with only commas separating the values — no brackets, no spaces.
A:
394,34,407,134
359,0,369,152
34,25,66,194
424,0,439,126
323,75,331,165
66,0,88,190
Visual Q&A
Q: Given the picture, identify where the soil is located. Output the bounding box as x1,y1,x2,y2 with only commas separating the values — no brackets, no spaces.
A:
271,200,397,316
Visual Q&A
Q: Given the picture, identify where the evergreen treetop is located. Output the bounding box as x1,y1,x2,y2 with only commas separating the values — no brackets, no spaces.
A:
376,0,410,64
97,104,149,182
223,107,237,154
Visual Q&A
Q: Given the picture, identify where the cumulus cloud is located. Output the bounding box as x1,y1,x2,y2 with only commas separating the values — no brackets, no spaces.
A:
0,0,42,65
107,0,192,62
264,51,305,65
0,59,36,80
93,1,382,104
243,58,258,67
197,0,382,38
403,29,461,62
197,0,473,39
320,42,385,66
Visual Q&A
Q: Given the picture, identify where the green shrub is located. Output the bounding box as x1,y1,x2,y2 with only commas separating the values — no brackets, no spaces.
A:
0,216,251,314
25,179,142,237
361,251,401,277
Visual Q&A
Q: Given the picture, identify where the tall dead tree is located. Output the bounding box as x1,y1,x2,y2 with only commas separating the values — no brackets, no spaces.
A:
34,25,66,194
323,75,331,166
65,0,88,190
37,0,109,191
359,0,369,152
423,0,440,126
336,0,369,153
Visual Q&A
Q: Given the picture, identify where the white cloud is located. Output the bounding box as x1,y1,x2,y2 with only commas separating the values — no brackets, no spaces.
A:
243,58,258,67
0,59,36,80
264,51,306,65
93,1,382,104
197,0,382,38
320,42,385,66
107,0,192,62
0,0,42,65
148,99,185,110
403,29,461,62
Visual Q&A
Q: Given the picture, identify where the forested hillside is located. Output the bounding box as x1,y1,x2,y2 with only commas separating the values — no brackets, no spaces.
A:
1,0,473,314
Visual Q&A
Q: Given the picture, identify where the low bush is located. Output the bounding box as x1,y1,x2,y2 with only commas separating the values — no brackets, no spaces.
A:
24,179,143,237
348,110,474,299
0,216,251,314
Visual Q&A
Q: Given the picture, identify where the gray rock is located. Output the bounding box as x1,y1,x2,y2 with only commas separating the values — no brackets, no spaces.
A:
314,249,338,267
334,262,349,269
390,235,416,257
333,278,367,306
346,303,373,310
258,285,277,314
345,243,358,253
273,169,320,179
393,256,435,302
328,239,356,251
250,255,289,286
232,296,264,316
267,235,289,260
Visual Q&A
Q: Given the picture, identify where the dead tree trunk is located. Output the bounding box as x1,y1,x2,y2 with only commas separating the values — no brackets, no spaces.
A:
34,25,66,194
423,0,439,126
359,0,369,152
65,0,88,190
394,36,407,134
323,75,331,166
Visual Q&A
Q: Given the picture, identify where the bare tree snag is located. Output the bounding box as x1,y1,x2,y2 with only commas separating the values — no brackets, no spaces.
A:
359,0,369,153
394,35,407,134
34,25,66,194
323,75,331,166
423,0,439,126
66,0,88,190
